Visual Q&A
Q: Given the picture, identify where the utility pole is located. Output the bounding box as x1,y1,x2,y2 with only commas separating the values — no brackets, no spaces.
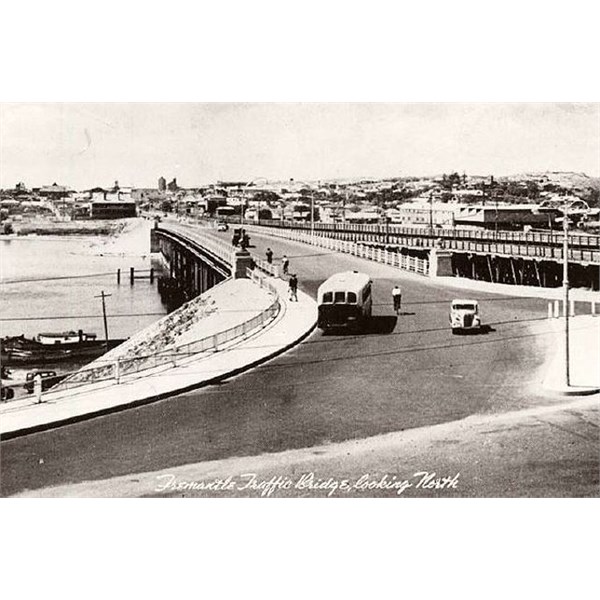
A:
94,291,112,349
492,176,498,236
429,193,434,234
495,197,499,236
310,192,315,239
562,197,570,387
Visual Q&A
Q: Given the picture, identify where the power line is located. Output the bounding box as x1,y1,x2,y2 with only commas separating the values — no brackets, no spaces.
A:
0,272,118,285
0,295,556,323
1,270,155,285
0,319,568,393
0,306,280,321
0,312,167,322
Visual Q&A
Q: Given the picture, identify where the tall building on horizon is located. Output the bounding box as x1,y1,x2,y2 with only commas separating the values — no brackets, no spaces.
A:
158,176,166,192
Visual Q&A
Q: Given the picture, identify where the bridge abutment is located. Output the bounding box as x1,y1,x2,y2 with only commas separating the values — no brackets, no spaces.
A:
233,250,254,279
428,249,454,277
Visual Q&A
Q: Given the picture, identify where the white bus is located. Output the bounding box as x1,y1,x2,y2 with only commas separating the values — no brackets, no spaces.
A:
317,271,373,331
215,205,235,218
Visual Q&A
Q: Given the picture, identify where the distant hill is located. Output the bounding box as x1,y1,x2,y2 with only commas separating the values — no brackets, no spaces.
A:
499,171,600,191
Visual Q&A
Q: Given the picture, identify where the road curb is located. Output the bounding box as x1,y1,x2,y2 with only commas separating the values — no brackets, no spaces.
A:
544,386,600,397
0,293,317,441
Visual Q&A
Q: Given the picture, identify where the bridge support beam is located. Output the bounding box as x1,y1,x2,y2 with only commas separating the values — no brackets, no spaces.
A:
152,229,231,310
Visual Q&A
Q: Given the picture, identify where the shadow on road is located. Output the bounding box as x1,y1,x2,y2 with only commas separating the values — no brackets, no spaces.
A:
322,316,398,336
364,316,398,334
452,324,496,336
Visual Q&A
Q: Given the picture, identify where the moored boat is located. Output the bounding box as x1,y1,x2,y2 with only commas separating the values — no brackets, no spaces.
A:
1,330,126,365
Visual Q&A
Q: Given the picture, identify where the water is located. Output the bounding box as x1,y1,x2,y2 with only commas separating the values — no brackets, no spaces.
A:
0,219,167,342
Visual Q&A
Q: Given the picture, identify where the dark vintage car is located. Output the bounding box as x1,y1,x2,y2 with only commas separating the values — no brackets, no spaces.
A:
23,370,65,394
1,385,15,401
232,228,251,248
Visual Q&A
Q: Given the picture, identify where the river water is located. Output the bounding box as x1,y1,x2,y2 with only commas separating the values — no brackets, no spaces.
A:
0,219,167,343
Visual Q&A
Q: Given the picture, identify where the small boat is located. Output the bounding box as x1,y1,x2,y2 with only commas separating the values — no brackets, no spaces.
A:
36,331,98,345
1,330,125,365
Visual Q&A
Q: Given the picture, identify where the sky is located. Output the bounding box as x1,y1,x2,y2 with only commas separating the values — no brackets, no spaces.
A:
1,103,598,190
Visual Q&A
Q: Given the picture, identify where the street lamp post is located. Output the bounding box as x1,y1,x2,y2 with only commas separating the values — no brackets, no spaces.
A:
562,197,570,387
495,197,499,236
310,193,315,239
242,178,268,226
429,193,434,235
293,179,315,239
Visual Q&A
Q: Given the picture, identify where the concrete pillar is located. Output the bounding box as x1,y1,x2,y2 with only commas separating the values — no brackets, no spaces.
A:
150,226,160,253
233,249,254,279
429,249,454,277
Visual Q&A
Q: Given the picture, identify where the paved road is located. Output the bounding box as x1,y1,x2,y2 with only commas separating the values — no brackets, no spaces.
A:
0,223,567,496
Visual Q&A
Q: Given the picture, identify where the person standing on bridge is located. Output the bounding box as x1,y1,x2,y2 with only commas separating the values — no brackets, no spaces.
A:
266,248,273,264
289,273,298,302
392,284,402,314
282,255,290,276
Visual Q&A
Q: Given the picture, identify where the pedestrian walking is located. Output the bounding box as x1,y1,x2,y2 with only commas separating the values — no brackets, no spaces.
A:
282,255,290,276
289,273,298,302
392,284,402,314
266,248,274,264
34,373,43,404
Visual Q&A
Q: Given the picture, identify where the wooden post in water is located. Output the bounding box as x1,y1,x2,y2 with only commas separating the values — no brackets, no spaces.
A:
150,268,154,284
130,267,135,285
117,268,121,284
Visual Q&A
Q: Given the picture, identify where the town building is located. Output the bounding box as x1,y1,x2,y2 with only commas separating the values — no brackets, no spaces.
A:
388,201,456,226
453,204,558,230
38,183,72,201
90,200,137,219
89,183,136,219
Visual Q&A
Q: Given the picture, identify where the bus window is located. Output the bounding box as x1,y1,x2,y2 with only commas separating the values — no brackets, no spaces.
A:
334,291,345,304
322,292,333,303
347,292,357,304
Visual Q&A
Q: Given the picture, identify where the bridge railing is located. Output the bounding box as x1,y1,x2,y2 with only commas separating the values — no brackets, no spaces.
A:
159,223,235,267
162,221,286,277
245,218,600,247
56,280,281,393
252,257,280,278
234,218,599,263
246,266,281,294
244,224,430,276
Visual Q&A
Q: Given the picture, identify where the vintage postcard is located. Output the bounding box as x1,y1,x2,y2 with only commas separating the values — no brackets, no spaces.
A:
1,103,599,498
